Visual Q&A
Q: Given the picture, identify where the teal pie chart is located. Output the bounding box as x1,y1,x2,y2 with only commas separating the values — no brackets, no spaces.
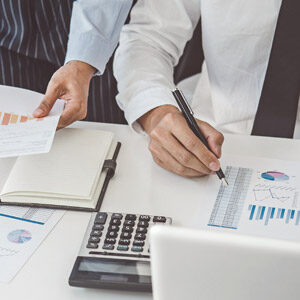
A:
261,171,289,181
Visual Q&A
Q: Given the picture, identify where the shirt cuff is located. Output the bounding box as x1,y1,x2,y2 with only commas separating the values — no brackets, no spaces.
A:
65,34,114,75
117,87,179,133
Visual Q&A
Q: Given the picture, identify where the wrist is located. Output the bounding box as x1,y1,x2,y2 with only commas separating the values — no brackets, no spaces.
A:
138,105,179,134
67,60,97,79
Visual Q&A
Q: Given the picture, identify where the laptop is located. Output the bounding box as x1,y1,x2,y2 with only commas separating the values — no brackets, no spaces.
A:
150,226,300,300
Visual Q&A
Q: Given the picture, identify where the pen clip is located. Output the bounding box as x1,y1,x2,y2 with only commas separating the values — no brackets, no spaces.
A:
174,88,194,115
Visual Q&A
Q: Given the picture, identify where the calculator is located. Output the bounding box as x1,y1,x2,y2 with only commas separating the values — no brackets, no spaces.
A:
69,212,172,292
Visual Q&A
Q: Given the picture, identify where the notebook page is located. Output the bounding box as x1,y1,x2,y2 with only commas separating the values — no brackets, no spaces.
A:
1,128,113,199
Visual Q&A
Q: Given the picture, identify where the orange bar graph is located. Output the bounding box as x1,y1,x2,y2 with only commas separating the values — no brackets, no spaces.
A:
10,114,18,124
20,116,28,122
2,113,11,125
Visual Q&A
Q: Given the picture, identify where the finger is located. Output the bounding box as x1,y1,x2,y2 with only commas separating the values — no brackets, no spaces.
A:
150,127,211,174
149,140,205,178
196,120,224,158
57,99,86,129
167,114,220,172
33,84,61,118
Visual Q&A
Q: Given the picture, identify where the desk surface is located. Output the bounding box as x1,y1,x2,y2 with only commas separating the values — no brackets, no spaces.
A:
1,120,300,300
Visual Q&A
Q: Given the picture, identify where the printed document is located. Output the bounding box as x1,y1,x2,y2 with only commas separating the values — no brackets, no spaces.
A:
0,206,64,283
0,85,64,158
194,156,300,242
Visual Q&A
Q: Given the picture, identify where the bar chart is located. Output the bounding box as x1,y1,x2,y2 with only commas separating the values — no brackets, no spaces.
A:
248,204,300,226
0,112,42,125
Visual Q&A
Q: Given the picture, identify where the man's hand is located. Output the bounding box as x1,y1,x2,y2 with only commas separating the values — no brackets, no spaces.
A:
33,61,96,129
139,105,224,178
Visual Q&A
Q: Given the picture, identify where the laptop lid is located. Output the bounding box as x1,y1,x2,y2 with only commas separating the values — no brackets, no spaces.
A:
150,226,300,300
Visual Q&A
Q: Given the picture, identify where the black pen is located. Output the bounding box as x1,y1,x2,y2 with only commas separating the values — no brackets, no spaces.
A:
172,88,228,186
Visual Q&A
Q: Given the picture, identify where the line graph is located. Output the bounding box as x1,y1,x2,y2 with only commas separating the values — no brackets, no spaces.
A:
0,246,18,257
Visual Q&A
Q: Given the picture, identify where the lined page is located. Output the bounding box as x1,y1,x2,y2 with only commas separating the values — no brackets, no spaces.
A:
1,128,113,199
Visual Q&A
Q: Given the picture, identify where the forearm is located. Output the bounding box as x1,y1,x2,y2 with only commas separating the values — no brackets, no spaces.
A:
113,0,201,131
65,0,132,74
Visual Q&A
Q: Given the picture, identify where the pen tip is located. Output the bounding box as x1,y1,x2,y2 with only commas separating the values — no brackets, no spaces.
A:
221,178,229,186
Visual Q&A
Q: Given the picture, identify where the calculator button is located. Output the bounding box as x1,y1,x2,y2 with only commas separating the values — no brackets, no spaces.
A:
138,221,149,228
153,216,166,223
95,212,107,224
124,220,135,227
112,213,123,219
105,238,116,244
87,242,98,249
133,240,145,247
108,225,120,232
103,244,114,250
106,231,118,239
89,237,100,243
117,245,129,251
125,214,137,221
91,230,102,237
131,246,143,252
110,219,121,226
119,239,130,245
134,233,146,240
121,232,132,239
139,215,150,222
92,224,104,231
136,227,147,234
122,225,133,233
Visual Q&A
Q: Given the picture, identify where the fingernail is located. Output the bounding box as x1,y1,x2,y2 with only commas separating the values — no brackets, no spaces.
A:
33,108,44,116
209,162,219,171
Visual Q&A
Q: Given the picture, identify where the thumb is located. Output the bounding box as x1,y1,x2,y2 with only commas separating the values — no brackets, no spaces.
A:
33,86,60,117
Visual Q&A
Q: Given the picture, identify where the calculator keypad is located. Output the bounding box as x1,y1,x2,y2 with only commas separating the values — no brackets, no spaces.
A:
85,212,171,259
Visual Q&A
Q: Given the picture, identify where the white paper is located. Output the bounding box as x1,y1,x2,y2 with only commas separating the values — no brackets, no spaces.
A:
0,206,64,283
0,85,64,158
193,156,300,242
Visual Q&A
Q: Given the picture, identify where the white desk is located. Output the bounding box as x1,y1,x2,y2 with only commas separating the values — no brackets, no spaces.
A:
1,120,300,300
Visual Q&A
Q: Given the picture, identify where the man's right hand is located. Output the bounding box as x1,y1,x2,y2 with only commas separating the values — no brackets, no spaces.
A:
138,105,224,178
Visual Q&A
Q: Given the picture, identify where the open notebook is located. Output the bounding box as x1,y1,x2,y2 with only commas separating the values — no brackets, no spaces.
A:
0,128,121,211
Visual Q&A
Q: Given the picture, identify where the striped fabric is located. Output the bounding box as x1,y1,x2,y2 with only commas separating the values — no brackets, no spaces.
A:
0,0,127,124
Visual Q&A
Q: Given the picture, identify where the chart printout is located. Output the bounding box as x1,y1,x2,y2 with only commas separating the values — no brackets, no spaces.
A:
195,156,300,242
0,206,64,283
0,107,63,158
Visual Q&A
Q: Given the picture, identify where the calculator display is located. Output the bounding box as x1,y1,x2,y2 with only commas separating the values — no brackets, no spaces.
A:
78,257,151,277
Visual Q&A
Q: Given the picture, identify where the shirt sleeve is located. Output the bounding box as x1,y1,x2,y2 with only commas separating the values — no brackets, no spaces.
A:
65,0,132,74
113,0,201,132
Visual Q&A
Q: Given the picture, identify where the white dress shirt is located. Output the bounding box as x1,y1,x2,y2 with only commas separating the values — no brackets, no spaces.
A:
114,0,300,137
65,0,132,74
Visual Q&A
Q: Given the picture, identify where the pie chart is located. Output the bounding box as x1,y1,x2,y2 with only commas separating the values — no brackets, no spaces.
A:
7,229,32,244
261,171,289,181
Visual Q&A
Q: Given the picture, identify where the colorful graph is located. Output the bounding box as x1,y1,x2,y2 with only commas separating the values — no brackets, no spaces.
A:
248,204,300,226
261,171,289,181
0,112,43,125
7,230,32,244
253,184,296,203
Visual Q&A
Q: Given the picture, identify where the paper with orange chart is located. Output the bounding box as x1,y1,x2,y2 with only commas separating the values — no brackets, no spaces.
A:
0,85,65,158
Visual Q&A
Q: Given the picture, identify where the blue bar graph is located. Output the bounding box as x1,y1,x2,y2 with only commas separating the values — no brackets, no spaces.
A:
291,210,295,219
260,206,266,220
270,207,275,219
248,205,300,227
